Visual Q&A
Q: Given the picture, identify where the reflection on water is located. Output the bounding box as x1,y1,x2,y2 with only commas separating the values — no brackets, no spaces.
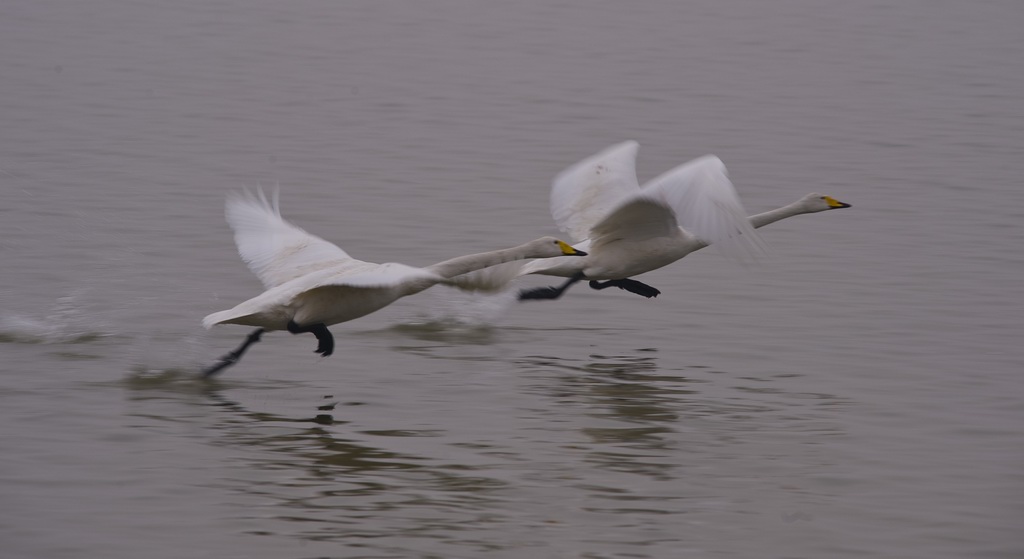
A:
121,371,522,550
517,350,849,487
4,0,1022,554
116,346,851,555
381,322,501,348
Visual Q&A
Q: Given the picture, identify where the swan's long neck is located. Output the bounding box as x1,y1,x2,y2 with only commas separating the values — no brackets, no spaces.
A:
682,200,809,255
749,201,807,230
427,243,536,279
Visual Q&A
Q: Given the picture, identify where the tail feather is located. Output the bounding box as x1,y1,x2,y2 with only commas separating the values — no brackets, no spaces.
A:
202,309,240,329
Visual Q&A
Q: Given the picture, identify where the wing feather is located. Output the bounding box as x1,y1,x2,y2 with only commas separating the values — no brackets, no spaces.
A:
225,189,354,288
550,141,641,242
588,197,679,250
639,155,767,260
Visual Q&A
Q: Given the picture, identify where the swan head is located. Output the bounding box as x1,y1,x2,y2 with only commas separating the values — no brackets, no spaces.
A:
529,236,588,257
800,193,851,213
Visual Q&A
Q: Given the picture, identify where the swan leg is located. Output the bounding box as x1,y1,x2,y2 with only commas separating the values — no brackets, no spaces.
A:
588,279,661,298
518,271,585,301
201,328,265,378
287,320,335,356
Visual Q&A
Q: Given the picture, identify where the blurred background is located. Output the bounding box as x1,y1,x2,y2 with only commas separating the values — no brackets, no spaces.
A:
2,1,1022,558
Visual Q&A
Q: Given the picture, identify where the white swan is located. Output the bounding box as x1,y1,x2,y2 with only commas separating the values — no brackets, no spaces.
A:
509,141,851,300
201,190,585,376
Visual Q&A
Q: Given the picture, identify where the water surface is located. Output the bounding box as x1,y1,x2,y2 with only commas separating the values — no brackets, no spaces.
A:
2,1,1022,557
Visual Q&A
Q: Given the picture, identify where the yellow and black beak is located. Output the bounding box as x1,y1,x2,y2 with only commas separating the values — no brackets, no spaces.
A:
824,196,852,209
558,240,587,257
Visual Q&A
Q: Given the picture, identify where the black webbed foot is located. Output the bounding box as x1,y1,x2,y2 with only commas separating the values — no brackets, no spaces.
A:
588,279,660,298
287,320,335,357
310,324,334,356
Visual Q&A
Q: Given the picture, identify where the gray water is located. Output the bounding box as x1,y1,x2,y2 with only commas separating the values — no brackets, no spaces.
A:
2,1,1022,557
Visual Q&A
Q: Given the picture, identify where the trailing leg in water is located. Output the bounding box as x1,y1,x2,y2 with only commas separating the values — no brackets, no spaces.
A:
518,271,586,301
588,278,661,298
201,328,264,378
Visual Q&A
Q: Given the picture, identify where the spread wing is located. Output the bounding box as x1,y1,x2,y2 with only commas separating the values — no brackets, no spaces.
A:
639,155,767,260
225,189,355,289
550,140,641,242
588,197,679,251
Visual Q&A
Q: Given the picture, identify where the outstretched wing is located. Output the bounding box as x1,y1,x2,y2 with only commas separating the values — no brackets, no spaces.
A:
588,197,680,251
550,141,641,242
225,189,355,289
639,155,767,260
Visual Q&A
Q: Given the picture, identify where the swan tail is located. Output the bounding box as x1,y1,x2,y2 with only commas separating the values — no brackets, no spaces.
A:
202,305,273,329
203,309,243,329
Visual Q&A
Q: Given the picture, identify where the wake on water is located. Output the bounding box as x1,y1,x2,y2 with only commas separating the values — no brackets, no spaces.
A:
0,293,110,344
0,292,213,377
400,286,518,330
2,286,520,379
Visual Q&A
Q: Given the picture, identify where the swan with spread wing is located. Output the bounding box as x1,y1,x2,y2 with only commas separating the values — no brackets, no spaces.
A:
507,141,851,301
201,190,585,376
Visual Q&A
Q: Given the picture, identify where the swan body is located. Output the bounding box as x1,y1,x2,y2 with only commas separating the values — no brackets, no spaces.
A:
510,141,850,300
202,261,439,331
201,190,584,375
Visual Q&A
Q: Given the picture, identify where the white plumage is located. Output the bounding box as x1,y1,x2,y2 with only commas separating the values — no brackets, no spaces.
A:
205,190,584,331
201,190,585,375
501,141,849,301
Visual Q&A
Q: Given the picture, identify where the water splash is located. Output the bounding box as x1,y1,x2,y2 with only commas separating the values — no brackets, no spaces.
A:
119,330,230,381
123,365,206,389
0,293,109,344
406,287,518,329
